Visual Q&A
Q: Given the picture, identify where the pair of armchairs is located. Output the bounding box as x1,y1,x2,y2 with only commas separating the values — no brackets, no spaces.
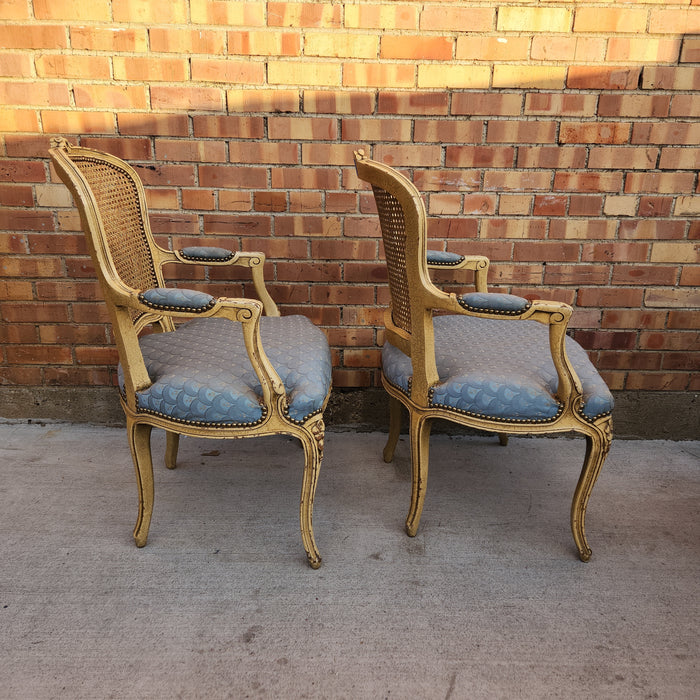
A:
49,140,613,568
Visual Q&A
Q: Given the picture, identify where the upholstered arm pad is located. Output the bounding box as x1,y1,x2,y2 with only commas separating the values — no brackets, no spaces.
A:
458,292,532,316
138,287,217,313
176,246,236,263
426,250,465,267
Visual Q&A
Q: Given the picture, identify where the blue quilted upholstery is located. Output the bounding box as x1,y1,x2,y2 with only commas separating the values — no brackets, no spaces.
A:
383,315,613,422
427,250,465,266
140,288,215,312
459,292,531,315
119,315,331,425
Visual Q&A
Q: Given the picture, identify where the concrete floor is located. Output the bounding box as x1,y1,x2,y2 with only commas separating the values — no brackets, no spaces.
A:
1,422,698,699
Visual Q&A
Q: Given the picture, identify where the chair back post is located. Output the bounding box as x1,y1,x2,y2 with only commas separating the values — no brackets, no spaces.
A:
49,138,155,400
354,150,439,398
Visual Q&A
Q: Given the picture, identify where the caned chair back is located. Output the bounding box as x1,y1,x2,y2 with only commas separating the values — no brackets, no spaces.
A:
49,139,167,331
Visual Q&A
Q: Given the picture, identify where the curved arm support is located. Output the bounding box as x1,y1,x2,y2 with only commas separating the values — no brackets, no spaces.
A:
424,289,584,417
427,252,490,293
158,249,280,317
114,288,287,419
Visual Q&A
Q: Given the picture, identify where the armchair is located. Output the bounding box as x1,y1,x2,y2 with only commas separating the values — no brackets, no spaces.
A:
49,138,332,568
354,150,613,561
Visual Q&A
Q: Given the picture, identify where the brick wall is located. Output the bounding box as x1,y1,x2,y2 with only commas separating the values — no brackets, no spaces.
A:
1,0,698,402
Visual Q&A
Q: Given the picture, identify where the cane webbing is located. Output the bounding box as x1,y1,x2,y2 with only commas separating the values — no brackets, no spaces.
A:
372,184,412,335
71,155,159,295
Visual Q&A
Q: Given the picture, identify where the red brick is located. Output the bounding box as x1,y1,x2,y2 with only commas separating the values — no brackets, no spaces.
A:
596,352,661,372
637,197,673,218
268,2,341,28
487,121,557,144
631,365,691,391
589,147,658,170
484,170,552,192
457,36,528,62
0,53,33,78
420,5,493,32
191,58,264,85
602,310,667,330
554,172,623,193
668,311,700,329
569,194,603,216
641,331,699,351
344,63,414,89
6,345,73,365
0,210,54,232
36,54,110,79
345,4,417,30
451,92,521,117
150,86,224,112
378,92,448,115
0,24,67,49
155,139,227,163
382,35,452,60
659,147,699,170
612,265,678,286
549,219,616,239
74,84,149,110
372,145,441,168
342,118,412,143
480,219,545,240
80,137,152,160
42,110,115,135
305,90,374,115
117,113,189,137
0,184,33,206
632,122,700,146
446,146,514,168
112,0,188,23
567,66,640,90
271,168,339,190
619,220,686,240
413,170,481,193
513,241,579,262
532,195,568,218
70,25,148,52
624,172,696,195
517,147,586,169
577,288,644,308
135,164,195,187
202,214,270,237
582,242,649,263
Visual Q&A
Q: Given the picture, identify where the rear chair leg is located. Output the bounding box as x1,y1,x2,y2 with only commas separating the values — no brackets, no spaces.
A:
383,395,402,463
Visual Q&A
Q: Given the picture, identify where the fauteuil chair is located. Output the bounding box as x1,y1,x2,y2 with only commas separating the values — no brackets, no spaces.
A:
49,138,332,568
354,150,613,561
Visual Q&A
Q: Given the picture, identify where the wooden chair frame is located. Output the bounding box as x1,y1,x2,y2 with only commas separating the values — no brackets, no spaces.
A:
50,138,329,568
355,150,612,561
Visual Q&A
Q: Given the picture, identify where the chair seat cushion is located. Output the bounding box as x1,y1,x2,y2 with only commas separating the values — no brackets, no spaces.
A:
382,315,613,423
119,315,331,425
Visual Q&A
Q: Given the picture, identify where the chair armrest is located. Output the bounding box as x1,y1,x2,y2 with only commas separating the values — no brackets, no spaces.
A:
175,246,237,263
427,251,489,292
157,248,280,317
428,290,584,410
457,292,531,316
119,288,287,410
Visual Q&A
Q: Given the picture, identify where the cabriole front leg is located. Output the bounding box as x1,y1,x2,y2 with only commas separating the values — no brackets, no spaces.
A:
299,417,325,569
127,419,154,548
406,413,432,537
571,417,612,561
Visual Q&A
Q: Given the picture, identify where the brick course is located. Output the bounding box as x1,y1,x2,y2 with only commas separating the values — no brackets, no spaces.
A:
0,1,697,394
